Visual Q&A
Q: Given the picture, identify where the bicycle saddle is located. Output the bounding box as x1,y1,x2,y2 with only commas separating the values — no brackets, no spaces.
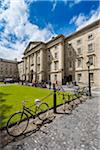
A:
35,99,41,104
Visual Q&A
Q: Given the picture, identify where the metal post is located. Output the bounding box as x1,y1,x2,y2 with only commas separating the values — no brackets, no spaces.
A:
88,66,92,97
53,83,57,113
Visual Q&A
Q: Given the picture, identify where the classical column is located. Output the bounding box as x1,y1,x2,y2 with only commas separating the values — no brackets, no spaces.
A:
34,53,37,81
29,56,30,81
23,57,27,80
40,49,43,71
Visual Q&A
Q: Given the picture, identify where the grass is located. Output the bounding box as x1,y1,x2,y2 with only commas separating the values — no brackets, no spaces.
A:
0,82,4,84
0,85,73,127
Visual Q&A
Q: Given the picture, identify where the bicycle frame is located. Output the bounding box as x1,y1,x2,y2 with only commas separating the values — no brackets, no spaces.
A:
22,105,38,119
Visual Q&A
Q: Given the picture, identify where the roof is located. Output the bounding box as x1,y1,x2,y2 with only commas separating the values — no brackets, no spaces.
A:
46,34,65,45
65,19,100,40
0,58,17,63
24,41,45,54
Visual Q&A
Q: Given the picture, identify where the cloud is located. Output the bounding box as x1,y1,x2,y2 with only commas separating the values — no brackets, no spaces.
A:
70,7,100,30
0,0,54,61
51,0,81,11
51,0,57,11
69,0,82,7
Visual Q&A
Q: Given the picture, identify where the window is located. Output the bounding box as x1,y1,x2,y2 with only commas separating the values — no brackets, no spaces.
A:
37,57,40,63
77,39,81,45
69,50,72,56
54,62,58,70
69,61,73,68
48,49,50,52
77,47,82,55
78,58,82,67
90,73,94,81
89,56,93,65
55,52,58,59
48,75,50,80
55,45,57,49
88,43,94,52
69,43,72,46
48,54,51,60
88,34,93,40
67,43,72,48
77,73,82,82
54,74,57,80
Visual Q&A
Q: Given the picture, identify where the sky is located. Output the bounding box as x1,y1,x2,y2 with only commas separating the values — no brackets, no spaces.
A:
0,0,100,61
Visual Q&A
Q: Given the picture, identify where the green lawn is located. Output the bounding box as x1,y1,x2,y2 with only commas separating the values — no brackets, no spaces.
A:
0,82,4,84
0,85,72,127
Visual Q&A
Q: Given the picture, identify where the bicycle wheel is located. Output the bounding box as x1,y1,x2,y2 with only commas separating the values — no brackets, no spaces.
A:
7,112,29,137
37,103,49,121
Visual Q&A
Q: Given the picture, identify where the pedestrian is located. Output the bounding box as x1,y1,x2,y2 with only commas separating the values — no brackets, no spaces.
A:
49,81,51,89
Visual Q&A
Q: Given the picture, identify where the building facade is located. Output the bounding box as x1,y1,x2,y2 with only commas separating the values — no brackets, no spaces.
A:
46,35,65,84
23,42,47,82
18,60,24,81
22,19,100,86
65,20,100,87
0,58,19,81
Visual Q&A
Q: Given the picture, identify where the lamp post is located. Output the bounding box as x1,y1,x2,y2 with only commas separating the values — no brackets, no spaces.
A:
86,61,92,97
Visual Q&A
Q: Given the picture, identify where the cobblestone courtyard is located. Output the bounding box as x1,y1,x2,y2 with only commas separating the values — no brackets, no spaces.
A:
1,89,100,150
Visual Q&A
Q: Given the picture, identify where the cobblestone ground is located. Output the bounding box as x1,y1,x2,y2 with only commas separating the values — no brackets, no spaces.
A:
1,91,100,150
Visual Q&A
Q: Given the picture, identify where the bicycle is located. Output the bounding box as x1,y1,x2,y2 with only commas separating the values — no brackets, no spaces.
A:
56,85,73,113
73,86,89,102
6,93,53,137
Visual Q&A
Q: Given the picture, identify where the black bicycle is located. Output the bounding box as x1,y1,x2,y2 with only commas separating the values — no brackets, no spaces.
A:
7,94,53,137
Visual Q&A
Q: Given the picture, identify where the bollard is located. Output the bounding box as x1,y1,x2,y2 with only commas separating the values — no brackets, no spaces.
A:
68,94,70,102
53,83,57,113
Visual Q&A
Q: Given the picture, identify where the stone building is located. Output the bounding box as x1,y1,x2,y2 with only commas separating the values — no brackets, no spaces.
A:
0,58,18,81
23,41,47,82
65,19,100,87
18,60,24,81
22,19,100,86
46,35,65,84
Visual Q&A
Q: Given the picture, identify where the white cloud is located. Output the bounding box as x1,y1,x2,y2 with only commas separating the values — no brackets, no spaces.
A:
69,0,82,7
0,0,54,60
51,0,57,11
70,7,100,30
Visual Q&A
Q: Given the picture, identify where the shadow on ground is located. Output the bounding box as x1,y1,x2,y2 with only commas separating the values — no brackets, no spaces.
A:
1,116,55,148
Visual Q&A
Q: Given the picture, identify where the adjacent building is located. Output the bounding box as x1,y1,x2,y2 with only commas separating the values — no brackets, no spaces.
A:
65,19,100,86
0,58,19,81
19,19,100,86
18,60,24,81
46,35,65,84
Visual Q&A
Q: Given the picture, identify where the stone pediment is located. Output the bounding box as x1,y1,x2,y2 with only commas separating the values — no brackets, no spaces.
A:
24,41,41,54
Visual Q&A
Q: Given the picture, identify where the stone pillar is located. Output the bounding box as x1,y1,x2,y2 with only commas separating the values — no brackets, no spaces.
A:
34,53,37,81
24,57,27,80
40,49,44,81
28,56,30,82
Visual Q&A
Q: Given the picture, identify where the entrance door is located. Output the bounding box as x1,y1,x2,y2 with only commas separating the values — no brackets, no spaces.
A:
69,75,72,82
30,70,33,82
